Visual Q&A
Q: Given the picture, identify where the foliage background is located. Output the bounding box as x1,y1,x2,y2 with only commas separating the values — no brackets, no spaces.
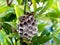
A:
0,0,60,45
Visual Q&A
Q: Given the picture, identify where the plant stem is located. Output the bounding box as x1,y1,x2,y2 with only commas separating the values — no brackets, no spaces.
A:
20,37,23,45
24,0,27,14
6,0,13,6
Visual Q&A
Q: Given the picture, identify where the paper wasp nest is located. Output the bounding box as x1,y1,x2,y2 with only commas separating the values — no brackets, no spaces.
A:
17,14,38,40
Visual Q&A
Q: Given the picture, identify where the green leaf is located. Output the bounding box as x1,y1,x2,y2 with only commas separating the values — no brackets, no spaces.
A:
17,40,20,45
8,33,20,45
39,35,51,44
39,29,51,44
0,29,12,45
32,29,51,44
14,5,24,19
32,35,51,44
32,36,40,45
3,13,16,22
46,6,60,18
16,0,22,5
32,0,37,12
2,23,12,34
38,23,46,32
0,31,4,45
8,33,19,39
41,29,50,36
46,11,60,18
12,37,16,45
35,0,40,3
0,8,14,18
40,0,53,14
0,5,10,13
35,0,53,17
4,21,17,29
42,0,48,3
36,7,42,13
53,37,60,44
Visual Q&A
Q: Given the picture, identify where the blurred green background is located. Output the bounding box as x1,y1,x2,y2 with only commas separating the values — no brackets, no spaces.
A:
0,0,60,45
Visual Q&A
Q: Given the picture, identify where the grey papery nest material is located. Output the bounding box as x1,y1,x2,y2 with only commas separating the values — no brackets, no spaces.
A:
17,14,38,40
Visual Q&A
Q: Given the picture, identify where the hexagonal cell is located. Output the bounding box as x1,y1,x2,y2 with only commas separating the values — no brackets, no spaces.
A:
23,32,28,38
30,17,34,21
28,26,33,30
34,19,36,22
27,20,31,24
32,27,38,31
28,31,33,36
27,36,32,40
33,30,37,33
20,32,23,35
32,22,36,26
20,29,23,31
19,23,23,27
19,16,25,19
26,15,29,18
22,18,25,21
24,22,28,25
23,29,28,33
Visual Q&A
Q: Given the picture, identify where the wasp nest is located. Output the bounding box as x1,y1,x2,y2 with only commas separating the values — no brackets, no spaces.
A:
17,14,38,40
